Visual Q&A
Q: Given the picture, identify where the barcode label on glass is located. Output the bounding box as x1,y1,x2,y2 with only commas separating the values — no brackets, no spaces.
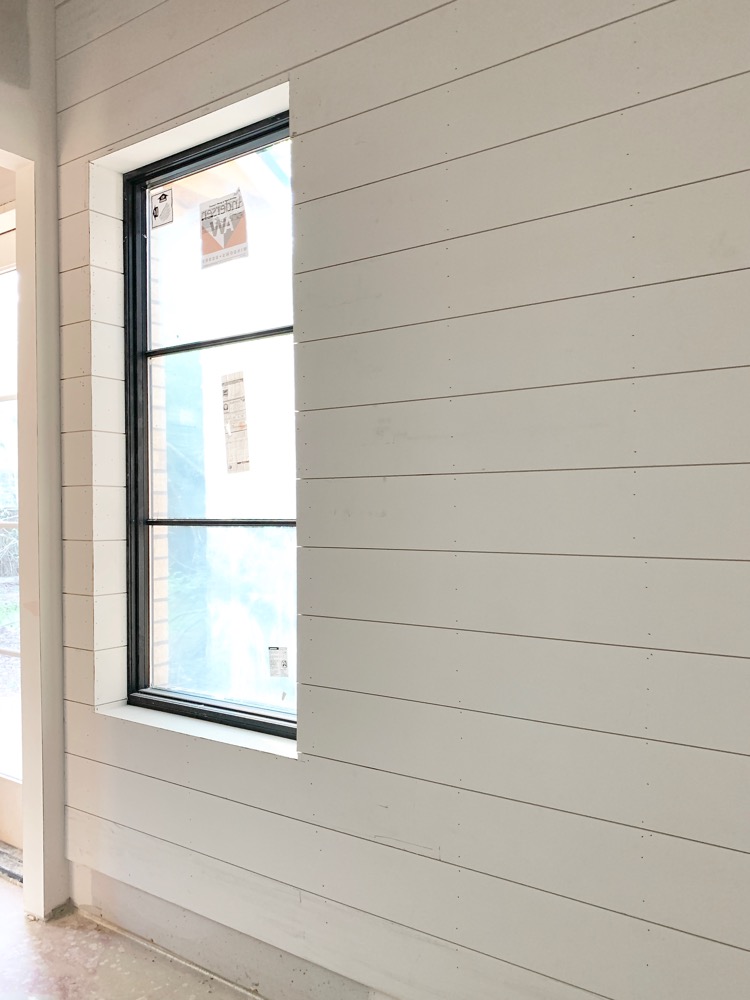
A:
269,646,288,677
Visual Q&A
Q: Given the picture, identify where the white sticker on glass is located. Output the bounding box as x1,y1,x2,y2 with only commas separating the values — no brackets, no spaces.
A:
221,371,250,474
150,189,173,228
269,646,289,677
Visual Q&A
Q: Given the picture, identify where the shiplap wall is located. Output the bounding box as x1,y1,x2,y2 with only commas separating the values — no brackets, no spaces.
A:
57,1,750,998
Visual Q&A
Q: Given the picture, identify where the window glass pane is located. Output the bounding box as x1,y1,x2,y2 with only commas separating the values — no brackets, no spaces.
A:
0,270,20,778
149,334,295,520
0,568,21,780
148,137,292,350
149,524,296,718
0,400,18,510
0,270,17,397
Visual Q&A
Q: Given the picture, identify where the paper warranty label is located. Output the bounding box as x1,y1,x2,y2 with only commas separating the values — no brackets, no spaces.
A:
269,647,289,678
221,371,250,474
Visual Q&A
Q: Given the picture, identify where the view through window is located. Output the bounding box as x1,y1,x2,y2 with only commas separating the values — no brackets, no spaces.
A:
0,267,20,779
126,115,296,735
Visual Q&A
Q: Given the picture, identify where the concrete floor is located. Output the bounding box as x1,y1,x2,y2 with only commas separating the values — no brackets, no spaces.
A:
0,874,253,999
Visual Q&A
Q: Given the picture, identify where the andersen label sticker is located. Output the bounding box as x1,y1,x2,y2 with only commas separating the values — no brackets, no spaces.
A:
200,189,248,268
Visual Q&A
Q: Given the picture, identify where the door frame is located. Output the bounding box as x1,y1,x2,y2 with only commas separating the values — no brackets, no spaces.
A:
0,211,22,850
0,148,68,918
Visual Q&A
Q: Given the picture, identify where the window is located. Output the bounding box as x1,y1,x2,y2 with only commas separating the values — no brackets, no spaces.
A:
124,114,296,737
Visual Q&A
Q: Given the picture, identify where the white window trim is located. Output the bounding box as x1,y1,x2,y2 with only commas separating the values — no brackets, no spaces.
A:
98,701,297,757
85,83,296,758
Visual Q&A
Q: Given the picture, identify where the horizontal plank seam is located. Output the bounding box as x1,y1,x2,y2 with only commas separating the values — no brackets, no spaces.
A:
65,771,750,956
300,545,750,566
56,0,700,168
60,207,123,224
62,588,127,596
57,193,123,224
294,67,750,204
293,0,680,143
66,741,750,862
63,642,125,652
60,262,123,278
63,735,750,857
57,0,174,60
61,319,124,332
297,364,750,412
65,805,617,1000
301,614,750,662
59,205,123,223
302,751,750,858
55,0,294,111
62,428,125,436
301,461,750,482
295,265,750,342
60,260,122,276
295,167,750,274
301,683,750,758
61,373,125,385
56,0,454,115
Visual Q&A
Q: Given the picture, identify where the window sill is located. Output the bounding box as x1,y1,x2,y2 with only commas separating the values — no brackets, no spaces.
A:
96,702,298,759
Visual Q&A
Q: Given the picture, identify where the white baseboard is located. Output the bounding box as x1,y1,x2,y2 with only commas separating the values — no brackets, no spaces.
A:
70,864,394,1000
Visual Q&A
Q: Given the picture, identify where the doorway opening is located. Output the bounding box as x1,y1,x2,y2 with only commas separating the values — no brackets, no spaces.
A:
0,170,22,876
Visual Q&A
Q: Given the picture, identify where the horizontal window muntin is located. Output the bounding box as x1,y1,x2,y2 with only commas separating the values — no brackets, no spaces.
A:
125,114,296,736
145,331,295,522
144,323,293,360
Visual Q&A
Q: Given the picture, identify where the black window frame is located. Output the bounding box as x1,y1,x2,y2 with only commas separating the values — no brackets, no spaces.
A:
124,112,297,740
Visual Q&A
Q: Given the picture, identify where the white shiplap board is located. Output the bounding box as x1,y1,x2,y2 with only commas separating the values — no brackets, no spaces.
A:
57,0,286,111
56,0,453,163
301,687,750,853
299,547,750,658
67,699,750,951
298,464,750,560
67,702,748,923
56,0,166,58
294,0,750,200
295,73,750,271
64,765,750,998
64,743,750,950
59,211,122,274
66,807,608,1000
292,0,672,134
298,368,750,477
295,173,750,340
59,265,123,328
295,270,750,409
299,616,750,755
